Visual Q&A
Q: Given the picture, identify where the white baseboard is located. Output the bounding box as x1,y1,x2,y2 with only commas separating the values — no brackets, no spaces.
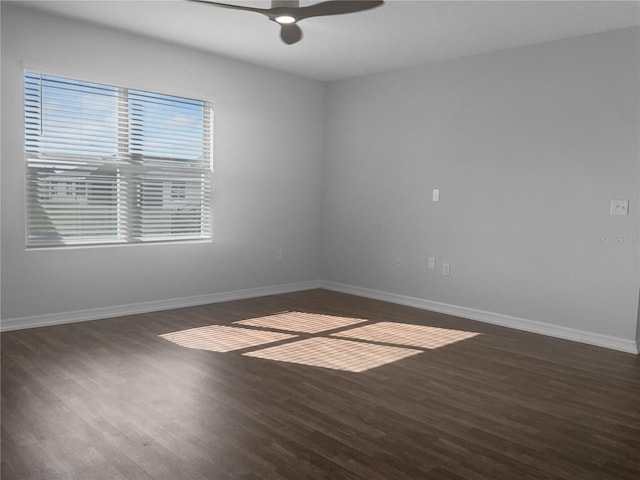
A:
3,279,637,355
320,281,638,355
0,280,322,332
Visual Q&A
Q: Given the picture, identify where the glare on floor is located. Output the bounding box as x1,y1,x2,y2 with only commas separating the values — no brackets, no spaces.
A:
159,325,296,353
332,322,480,349
234,311,367,333
243,337,421,373
160,314,481,372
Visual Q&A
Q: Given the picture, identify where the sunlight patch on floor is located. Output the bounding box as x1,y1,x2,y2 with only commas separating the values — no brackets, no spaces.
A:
160,313,482,372
332,322,480,349
234,311,367,333
159,325,296,353
243,337,422,373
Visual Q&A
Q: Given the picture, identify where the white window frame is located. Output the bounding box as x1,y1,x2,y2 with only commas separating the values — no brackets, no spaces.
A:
24,70,214,248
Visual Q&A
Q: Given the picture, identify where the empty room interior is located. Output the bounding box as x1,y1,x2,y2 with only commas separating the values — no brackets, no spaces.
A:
1,1,639,479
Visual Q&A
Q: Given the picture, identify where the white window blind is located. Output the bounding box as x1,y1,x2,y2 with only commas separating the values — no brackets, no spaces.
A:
24,71,213,247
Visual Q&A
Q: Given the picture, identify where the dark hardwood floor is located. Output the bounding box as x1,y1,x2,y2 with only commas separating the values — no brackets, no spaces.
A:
2,289,639,480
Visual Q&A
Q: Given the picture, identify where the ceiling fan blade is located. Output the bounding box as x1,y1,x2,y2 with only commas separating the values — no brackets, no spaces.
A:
189,0,270,16
280,22,303,45
296,0,383,20
190,0,384,45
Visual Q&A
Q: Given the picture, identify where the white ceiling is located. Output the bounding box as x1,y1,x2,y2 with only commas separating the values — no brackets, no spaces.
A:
17,0,640,81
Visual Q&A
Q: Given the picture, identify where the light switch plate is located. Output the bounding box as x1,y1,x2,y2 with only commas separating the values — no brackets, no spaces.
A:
610,200,629,216
432,189,439,202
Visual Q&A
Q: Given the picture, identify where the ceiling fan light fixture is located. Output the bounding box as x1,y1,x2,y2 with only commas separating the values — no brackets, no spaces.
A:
275,15,296,24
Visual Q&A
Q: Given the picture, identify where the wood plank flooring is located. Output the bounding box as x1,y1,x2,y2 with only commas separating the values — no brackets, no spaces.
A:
2,289,639,479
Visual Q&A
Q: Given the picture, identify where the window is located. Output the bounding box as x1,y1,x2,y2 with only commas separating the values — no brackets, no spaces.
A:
24,71,213,247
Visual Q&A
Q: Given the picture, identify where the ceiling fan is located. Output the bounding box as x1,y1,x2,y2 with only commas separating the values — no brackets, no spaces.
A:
190,0,384,45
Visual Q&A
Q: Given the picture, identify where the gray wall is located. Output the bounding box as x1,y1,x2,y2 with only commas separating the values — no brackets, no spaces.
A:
322,27,640,341
637,289,640,344
2,5,639,348
1,4,325,319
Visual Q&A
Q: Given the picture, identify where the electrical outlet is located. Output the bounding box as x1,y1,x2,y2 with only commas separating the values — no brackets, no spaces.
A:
276,249,283,261
442,263,450,276
395,256,404,269
610,200,629,216
428,257,436,270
